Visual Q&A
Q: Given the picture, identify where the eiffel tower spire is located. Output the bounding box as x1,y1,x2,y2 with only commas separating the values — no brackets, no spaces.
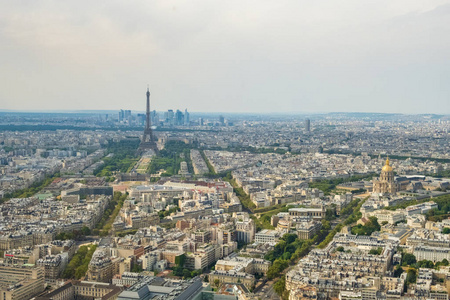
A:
138,86,158,154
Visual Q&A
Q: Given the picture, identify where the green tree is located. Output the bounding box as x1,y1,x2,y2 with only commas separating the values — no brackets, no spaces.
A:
94,139,140,176
393,265,403,277
282,233,297,244
132,265,143,273
183,269,191,279
369,247,382,255
81,226,91,236
75,267,86,279
172,266,183,276
402,253,417,266
351,216,380,236
214,279,220,287
267,259,289,280
415,260,434,269
325,208,336,221
63,244,97,279
274,277,286,296
406,269,417,284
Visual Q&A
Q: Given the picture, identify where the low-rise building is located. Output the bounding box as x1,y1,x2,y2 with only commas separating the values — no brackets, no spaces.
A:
296,221,322,240
289,207,325,220
36,280,123,300
255,229,281,245
413,245,450,263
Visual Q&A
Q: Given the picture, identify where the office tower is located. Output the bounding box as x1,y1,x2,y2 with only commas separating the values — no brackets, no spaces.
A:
137,114,145,126
175,110,183,125
219,115,225,126
184,109,190,126
118,109,125,122
167,110,174,125
151,110,159,125
138,87,158,154
305,119,311,132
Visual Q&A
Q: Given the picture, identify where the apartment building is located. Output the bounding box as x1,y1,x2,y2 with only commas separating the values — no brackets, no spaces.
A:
0,263,45,300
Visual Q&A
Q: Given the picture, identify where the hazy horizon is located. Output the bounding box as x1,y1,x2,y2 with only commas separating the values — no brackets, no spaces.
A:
1,1,449,114
1,109,448,118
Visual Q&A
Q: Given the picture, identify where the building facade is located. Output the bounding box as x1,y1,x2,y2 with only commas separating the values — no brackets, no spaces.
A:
373,158,397,194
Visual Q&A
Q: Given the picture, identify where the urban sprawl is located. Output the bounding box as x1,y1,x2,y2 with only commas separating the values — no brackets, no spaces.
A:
0,109,449,300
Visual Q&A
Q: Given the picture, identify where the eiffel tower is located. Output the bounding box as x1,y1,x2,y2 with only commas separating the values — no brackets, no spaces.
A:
138,87,158,154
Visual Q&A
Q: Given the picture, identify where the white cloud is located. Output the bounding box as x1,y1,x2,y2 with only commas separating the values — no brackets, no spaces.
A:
0,0,449,113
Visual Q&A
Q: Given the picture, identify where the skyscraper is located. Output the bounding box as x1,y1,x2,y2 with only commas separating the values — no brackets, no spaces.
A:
151,110,159,126
167,109,174,125
118,109,125,122
184,109,190,126
138,87,158,154
175,110,183,125
305,119,311,132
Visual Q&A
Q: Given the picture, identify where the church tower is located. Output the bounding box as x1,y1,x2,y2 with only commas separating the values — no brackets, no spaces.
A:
373,158,397,194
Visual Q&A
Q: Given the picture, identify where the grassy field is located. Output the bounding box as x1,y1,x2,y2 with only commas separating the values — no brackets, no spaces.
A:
135,156,153,174
94,139,140,177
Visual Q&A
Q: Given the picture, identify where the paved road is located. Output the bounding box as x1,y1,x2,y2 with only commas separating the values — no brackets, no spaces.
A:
266,284,280,300
254,280,280,300
74,236,98,247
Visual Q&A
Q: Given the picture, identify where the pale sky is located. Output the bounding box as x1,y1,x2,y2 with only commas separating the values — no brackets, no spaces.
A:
0,1,449,114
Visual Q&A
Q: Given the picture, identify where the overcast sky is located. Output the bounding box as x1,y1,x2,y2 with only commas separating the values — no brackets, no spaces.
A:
0,1,449,114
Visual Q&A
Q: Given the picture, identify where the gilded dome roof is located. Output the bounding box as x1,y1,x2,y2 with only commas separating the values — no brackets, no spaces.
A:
381,158,393,172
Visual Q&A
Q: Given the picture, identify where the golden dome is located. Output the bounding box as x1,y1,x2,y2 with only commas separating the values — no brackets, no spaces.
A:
381,158,393,172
